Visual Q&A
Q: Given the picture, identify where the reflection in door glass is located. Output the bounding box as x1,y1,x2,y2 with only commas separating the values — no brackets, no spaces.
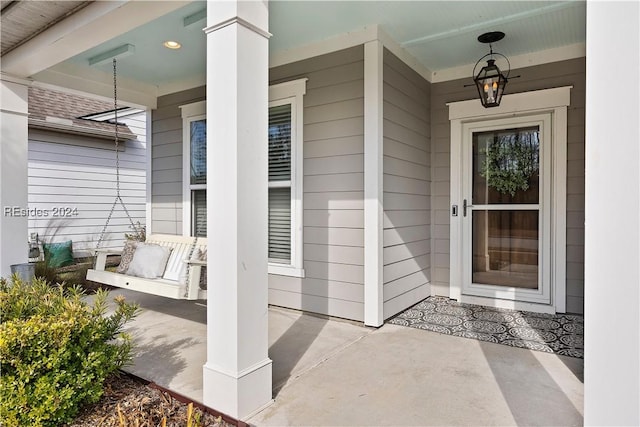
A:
473,126,540,205
472,210,539,289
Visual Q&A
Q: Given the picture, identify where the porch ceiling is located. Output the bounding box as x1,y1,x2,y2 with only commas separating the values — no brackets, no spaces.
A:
0,0,586,106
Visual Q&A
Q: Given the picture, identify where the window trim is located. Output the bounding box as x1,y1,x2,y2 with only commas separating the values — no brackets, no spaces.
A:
178,79,306,277
180,101,206,237
268,78,307,277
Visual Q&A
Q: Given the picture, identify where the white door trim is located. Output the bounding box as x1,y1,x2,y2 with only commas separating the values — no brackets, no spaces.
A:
448,86,571,313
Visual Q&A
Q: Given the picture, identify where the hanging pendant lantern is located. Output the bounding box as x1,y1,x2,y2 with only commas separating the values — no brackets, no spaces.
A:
473,32,510,108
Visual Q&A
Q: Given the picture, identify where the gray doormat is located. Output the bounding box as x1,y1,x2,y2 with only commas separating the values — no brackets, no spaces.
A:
389,296,583,358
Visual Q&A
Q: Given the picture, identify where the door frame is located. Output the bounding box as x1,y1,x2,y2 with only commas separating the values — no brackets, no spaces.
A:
461,114,551,304
448,86,571,313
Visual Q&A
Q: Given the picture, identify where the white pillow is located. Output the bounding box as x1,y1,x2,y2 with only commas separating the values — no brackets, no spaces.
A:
162,246,186,281
126,243,172,279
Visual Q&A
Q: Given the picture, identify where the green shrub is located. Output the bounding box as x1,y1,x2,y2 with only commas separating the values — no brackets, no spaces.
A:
0,276,138,427
33,260,59,285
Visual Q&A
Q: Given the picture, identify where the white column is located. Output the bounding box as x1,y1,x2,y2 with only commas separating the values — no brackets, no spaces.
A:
585,2,640,425
364,40,384,326
203,0,272,420
0,78,30,277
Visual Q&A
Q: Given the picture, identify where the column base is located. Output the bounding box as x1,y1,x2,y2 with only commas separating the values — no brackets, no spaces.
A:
202,358,273,420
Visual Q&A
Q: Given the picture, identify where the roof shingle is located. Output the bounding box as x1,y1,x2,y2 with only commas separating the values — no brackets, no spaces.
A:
28,86,136,138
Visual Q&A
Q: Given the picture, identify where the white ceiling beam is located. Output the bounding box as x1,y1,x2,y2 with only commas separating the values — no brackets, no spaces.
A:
157,74,207,97
1,0,189,79
431,42,586,83
270,25,378,69
33,62,158,109
270,25,433,83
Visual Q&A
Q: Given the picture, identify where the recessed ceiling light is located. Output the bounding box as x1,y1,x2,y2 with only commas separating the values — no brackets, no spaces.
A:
163,41,181,49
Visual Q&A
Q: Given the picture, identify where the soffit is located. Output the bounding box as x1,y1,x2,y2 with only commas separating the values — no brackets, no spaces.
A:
0,0,92,56
1,1,586,101
270,1,585,72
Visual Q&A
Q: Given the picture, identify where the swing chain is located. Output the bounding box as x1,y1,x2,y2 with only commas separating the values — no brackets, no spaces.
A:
114,57,120,198
95,58,139,253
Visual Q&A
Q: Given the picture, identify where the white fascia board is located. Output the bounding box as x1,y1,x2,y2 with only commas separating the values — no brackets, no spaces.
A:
432,42,586,83
270,25,377,68
158,74,207,97
270,25,432,83
28,120,133,142
32,62,157,109
1,0,190,78
35,65,204,107
0,73,32,87
268,25,583,86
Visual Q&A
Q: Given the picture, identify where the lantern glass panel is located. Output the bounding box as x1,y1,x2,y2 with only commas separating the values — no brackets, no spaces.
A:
474,61,508,107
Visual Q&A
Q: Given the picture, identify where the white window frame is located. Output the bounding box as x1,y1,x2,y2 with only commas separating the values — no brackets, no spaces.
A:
448,86,570,314
180,101,206,237
268,78,307,277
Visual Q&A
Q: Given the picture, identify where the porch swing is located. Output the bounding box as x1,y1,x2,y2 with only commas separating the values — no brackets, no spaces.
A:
85,59,207,300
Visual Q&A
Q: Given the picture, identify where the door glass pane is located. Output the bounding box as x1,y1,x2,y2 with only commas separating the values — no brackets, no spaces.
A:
191,119,206,185
472,210,538,289
473,126,540,204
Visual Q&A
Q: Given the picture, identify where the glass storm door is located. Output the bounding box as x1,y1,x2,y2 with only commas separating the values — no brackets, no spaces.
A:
462,115,552,304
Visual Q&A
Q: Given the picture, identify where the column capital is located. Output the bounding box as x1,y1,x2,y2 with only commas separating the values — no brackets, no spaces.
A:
206,0,269,38
204,16,272,39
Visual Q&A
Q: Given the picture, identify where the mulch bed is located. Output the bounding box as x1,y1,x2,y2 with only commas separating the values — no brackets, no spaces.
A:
68,373,239,427
64,257,245,426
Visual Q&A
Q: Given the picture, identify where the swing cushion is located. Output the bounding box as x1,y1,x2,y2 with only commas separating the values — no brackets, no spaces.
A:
116,240,139,274
43,240,74,269
126,243,172,279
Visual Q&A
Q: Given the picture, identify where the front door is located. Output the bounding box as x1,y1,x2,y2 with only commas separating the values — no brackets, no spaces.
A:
461,114,552,305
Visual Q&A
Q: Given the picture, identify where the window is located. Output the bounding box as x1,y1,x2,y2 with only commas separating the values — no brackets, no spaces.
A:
268,103,293,262
181,101,206,237
268,78,307,277
179,79,307,277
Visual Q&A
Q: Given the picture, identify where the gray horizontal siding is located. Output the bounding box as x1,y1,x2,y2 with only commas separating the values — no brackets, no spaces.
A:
382,49,431,319
269,46,365,321
430,57,586,313
151,86,205,236
27,112,147,256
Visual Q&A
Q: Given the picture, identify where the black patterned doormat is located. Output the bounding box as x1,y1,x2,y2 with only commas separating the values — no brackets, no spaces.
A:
389,296,583,358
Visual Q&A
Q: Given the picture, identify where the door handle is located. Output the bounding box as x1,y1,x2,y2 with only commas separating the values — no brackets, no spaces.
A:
463,199,474,217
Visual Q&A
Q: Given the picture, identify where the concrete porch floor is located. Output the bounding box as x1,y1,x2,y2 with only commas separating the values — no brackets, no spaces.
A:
113,290,583,426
